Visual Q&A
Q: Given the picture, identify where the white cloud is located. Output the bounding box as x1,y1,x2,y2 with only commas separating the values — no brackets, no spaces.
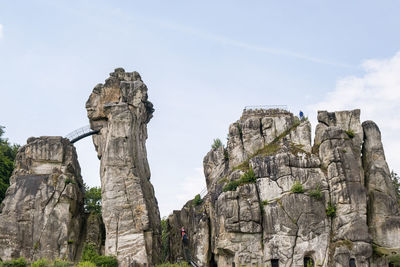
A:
0,24,3,39
309,51,400,172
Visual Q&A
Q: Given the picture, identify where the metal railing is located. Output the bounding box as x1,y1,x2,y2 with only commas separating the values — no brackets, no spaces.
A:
199,187,208,198
244,105,288,111
65,125,100,144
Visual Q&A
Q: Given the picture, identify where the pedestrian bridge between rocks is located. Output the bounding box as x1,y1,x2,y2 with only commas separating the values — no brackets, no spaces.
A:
65,125,100,144
65,124,209,202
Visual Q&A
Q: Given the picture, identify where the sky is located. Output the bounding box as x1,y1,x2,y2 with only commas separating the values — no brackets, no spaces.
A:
1,0,400,217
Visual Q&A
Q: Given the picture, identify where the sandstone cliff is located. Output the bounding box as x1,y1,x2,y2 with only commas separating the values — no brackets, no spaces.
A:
169,109,400,267
0,136,85,262
86,68,161,266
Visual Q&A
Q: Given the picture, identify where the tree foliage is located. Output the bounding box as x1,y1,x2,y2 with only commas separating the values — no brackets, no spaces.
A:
81,243,117,267
84,185,102,214
160,217,169,262
390,170,400,207
0,126,19,204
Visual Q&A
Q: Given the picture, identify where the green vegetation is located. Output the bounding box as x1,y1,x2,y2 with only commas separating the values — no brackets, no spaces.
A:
154,263,191,267
0,257,27,267
231,120,301,173
192,194,203,206
0,126,19,205
81,243,117,267
223,148,229,160
84,186,102,215
223,167,256,192
51,260,73,267
388,254,400,267
326,202,336,218
64,179,76,185
232,160,250,172
373,245,400,266
261,200,269,205
345,129,355,139
308,185,323,200
160,217,169,263
290,181,304,194
289,143,310,156
211,138,223,150
76,262,96,267
31,259,50,267
390,170,400,207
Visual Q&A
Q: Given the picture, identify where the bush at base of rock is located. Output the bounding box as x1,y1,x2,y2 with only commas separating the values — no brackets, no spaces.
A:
76,262,96,267
81,243,117,267
0,258,27,267
31,259,50,267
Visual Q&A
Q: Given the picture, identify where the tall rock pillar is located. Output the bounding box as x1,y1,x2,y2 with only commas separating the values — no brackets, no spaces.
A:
86,68,161,266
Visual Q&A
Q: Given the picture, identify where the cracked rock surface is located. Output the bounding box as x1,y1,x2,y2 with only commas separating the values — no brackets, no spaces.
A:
168,109,400,267
86,68,161,267
0,136,85,262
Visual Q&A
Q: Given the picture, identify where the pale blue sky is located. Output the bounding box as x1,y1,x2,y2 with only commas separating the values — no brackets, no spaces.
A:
1,0,400,217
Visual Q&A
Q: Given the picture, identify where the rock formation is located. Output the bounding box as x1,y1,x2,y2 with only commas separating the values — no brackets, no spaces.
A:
86,68,161,266
0,136,85,262
168,108,400,267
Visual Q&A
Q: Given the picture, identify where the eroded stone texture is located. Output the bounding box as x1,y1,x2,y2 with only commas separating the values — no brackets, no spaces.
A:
86,68,161,266
167,199,210,266
170,108,400,267
362,120,400,266
0,136,85,262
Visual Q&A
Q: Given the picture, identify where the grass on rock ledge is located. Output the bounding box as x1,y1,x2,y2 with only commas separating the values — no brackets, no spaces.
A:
223,167,256,192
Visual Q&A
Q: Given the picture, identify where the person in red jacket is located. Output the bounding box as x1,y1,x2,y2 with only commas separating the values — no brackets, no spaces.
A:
181,227,190,263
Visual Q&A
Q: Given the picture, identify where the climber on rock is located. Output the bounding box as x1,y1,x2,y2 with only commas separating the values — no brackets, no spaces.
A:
181,227,190,263
299,110,304,121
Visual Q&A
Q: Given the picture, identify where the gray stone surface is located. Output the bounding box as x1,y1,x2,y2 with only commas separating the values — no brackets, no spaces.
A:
169,108,400,267
86,68,161,267
0,136,85,262
362,120,400,265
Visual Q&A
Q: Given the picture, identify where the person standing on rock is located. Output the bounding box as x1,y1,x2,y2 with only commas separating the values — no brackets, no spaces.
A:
299,110,304,121
181,227,190,263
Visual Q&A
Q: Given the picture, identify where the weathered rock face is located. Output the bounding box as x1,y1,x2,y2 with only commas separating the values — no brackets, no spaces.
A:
86,68,161,266
170,108,400,267
167,200,210,265
82,213,105,255
362,120,400,266
0,136,85,262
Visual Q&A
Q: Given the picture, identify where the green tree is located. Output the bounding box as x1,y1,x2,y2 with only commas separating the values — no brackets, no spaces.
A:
0,126,19,204
390,170,400,207
84,185,102,214
160,217,169,262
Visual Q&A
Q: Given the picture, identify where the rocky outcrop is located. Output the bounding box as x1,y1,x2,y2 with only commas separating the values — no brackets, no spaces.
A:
82,213,105,255
362,120,400,266
167,199,210,265
86,68,161,266
169,108,400,267
0,136,85,262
